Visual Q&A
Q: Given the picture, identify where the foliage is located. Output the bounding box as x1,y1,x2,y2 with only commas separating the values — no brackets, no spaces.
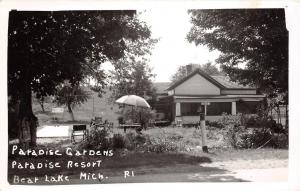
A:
78,128,112,150
145,137,179,153
54,83,90,109
225,125,247,149
122,107,154,124
109,61,157,101
218,113,288,149
108,39,158,107
8,10,153,146
206,120,225,129
54,81,90,120
124,132,148,151
112,133,126,149
219,113,242,127
239,129,288,149
187,9,288,103
170,62,222,83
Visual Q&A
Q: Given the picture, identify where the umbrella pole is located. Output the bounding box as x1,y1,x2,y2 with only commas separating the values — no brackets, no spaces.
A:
139,109,141,124
132,106,134,123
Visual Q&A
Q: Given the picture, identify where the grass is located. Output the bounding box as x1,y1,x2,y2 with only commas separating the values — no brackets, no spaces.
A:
33,88,121,126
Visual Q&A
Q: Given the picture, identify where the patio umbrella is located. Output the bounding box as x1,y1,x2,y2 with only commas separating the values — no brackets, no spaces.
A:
115,95,150,109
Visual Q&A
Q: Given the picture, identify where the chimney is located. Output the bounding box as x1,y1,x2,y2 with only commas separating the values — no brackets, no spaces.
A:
186,64,193,76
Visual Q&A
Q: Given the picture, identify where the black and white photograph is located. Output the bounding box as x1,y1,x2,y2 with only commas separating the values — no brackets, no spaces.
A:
1,1,300,190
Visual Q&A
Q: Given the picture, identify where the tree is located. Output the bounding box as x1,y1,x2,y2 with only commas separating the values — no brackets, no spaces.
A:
170,62,222,83
8,10,152,147
32,94,51,113
108,27,158,104
109,60,157,100
54,81,90,121
187,9,288,104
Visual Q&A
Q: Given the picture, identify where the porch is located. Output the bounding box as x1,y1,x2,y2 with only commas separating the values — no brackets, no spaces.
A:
173,95,265,123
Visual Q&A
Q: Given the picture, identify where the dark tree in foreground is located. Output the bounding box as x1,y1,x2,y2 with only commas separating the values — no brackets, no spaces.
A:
187,9,288,103
8,10,152,147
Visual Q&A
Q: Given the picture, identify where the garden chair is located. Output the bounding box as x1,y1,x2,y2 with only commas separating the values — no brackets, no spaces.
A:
71,124,87,144
90,117,104,130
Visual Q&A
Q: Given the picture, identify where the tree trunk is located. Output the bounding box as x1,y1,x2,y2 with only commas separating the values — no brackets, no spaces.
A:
17,87,38,148
39,100,45,113
67,103,75,121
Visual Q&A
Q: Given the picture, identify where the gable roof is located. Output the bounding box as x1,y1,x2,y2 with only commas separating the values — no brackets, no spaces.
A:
166,68,255,91
166,69,226,90
211,75,255,89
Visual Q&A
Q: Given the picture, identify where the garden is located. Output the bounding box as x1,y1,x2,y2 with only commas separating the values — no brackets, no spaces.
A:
8,112,288,184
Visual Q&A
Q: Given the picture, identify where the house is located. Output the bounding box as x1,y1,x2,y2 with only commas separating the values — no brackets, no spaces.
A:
153,68,265,123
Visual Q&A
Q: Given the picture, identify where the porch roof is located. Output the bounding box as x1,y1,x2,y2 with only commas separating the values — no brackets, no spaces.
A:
173,94,265,102
174,94,265,99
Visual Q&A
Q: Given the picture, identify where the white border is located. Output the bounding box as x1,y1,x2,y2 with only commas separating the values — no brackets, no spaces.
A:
1,1,300,191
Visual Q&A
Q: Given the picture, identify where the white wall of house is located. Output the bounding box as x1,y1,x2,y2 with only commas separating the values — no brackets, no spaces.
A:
168,90,174,96
174,74,220,95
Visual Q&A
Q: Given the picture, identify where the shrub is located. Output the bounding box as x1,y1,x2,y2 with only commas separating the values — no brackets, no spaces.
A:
206,120,225,129
145,137,179,153
124,132,136,150
239,129,288,149
112,133,125,149
123,132,149,151
225,125,246,149
219,113,242,126
167,133,183,141
78,128,111,150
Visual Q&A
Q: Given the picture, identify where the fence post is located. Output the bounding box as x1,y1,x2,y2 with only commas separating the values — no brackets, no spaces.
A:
198,104,208,153
200,112,208,153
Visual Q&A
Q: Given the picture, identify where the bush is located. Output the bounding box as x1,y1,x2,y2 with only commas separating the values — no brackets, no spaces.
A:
112,133,125,149
124,132,136,150
239,129,288,149
78,128,111,150
123,132,148,151
219,113,242,126
123,132,181,153
167,133,183,141
206,120,225,129
225,125,247,149
145,137,179,153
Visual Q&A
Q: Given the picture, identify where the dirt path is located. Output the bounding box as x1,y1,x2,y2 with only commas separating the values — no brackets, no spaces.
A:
60,159,288,184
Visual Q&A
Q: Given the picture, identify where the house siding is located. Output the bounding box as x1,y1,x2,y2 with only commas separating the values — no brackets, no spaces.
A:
174,74,220,95
221,89,256,95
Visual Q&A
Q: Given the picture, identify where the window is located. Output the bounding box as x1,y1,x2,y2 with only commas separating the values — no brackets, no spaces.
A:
206,102,231,116
181,102,232,116
181,103,201,116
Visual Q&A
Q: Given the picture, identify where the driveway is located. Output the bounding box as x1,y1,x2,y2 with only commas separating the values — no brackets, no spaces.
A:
62,159,288,184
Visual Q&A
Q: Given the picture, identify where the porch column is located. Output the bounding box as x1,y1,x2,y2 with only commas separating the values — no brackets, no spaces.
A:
231,101,236,115
175,102,181,116
175,102,182,127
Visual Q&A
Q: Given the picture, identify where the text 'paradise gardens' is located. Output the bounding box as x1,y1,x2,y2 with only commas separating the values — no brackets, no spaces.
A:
11,145,113,157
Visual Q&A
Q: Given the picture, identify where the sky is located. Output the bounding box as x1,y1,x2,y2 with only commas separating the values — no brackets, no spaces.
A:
138,9,221,82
